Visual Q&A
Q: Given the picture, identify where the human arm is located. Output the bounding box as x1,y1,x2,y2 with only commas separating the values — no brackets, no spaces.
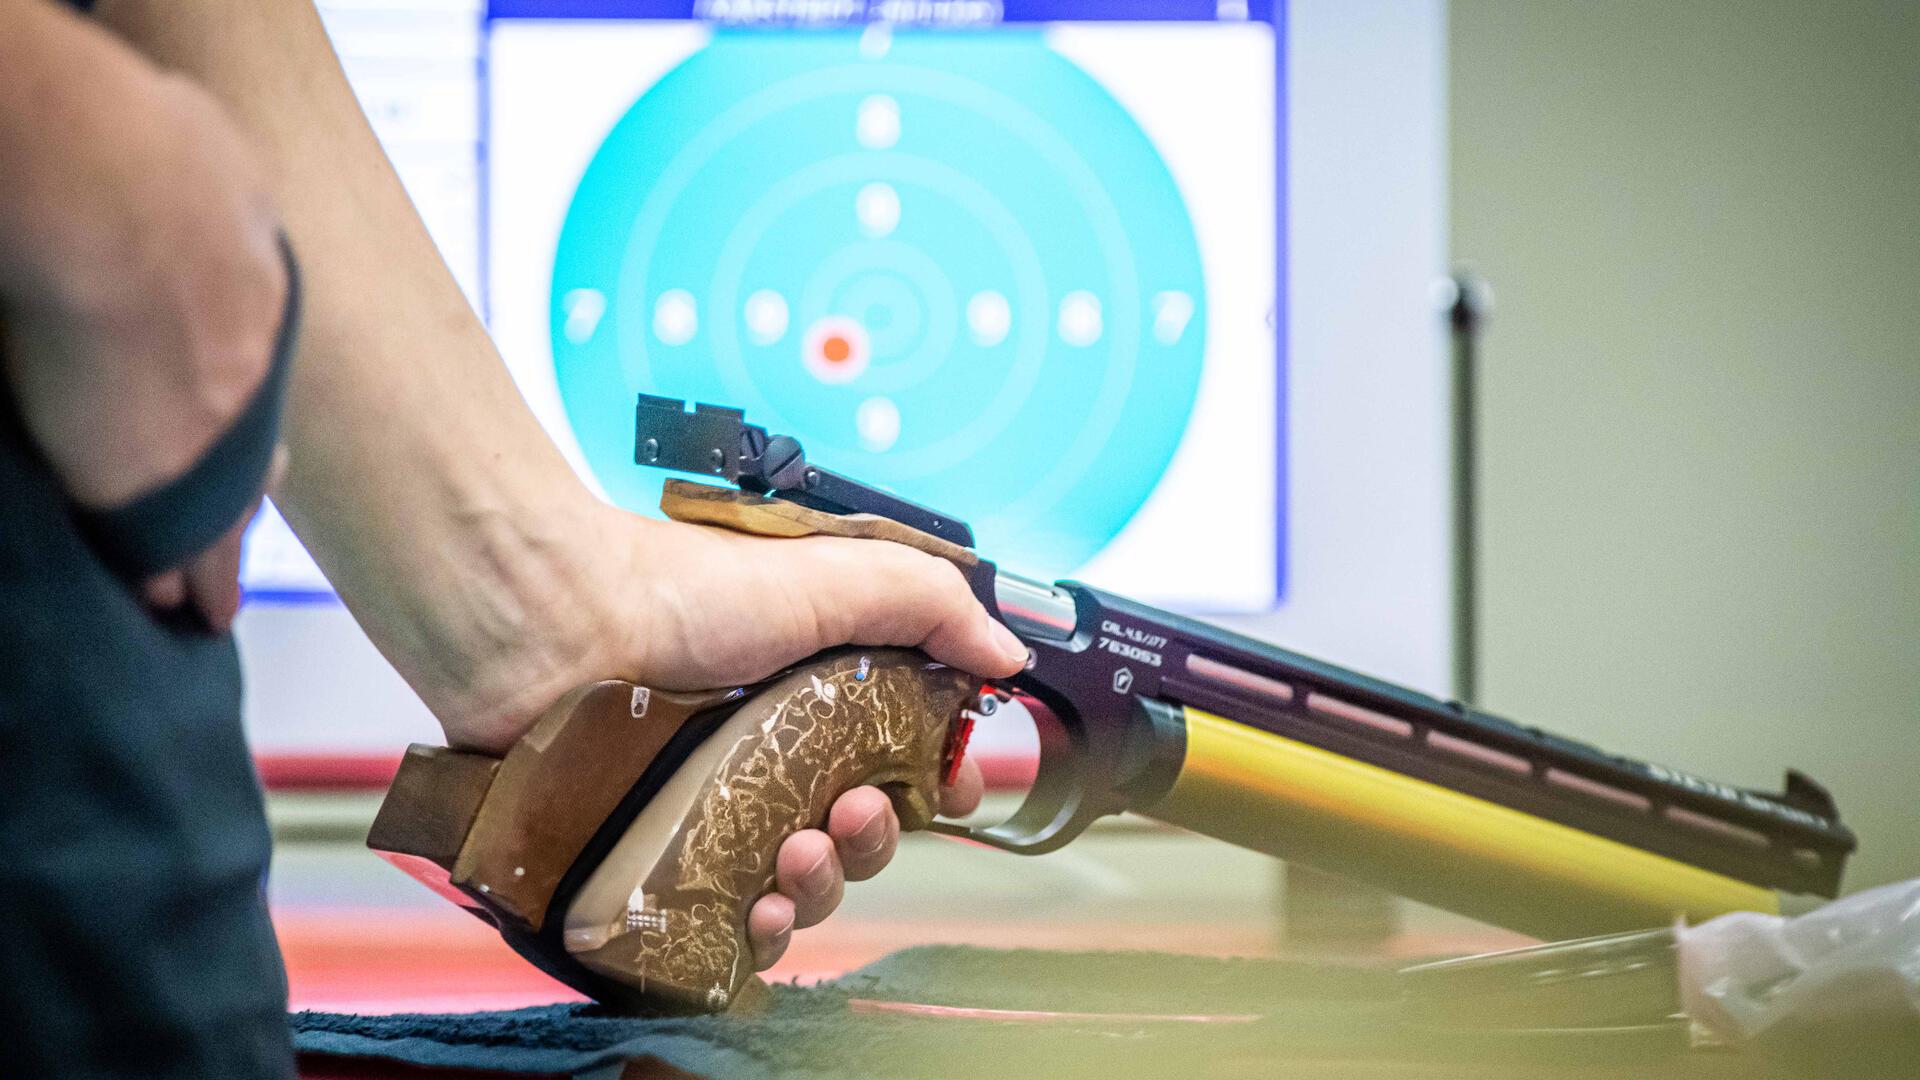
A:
88,0,1021,966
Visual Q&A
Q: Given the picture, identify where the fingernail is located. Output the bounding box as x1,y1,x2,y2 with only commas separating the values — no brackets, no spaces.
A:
850,808,889,856
761,914,793,967
800,850,834,897
989,619,1028,665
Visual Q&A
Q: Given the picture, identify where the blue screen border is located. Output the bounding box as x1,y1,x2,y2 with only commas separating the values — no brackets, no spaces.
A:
488,2,1279,24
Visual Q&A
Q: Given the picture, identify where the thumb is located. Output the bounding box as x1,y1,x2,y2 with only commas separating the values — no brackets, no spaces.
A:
780,535,1028,681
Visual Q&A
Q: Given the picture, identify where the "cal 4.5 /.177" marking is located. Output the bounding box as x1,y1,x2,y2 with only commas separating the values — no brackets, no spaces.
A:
1098,619,1167,668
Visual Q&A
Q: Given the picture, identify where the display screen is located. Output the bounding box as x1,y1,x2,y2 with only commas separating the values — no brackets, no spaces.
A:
247,1,1284,612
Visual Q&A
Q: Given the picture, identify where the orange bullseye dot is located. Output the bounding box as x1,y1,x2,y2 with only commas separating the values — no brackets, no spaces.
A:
802,316,868,384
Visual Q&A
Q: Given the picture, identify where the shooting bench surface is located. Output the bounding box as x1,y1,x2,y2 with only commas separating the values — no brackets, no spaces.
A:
287,945,1784,1080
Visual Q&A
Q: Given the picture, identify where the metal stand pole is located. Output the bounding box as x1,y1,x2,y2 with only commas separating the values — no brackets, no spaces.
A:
1446,271,1493,705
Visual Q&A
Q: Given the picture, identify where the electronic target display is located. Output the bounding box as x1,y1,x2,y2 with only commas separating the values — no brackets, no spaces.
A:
488,2,1282,610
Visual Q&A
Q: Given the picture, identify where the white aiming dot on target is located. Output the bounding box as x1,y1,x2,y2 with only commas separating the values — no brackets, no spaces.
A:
967,290,1011,347
855,396,901,452
856,95,900,149
562,288,606,345
1057,291,1103,347
802,316,870,384
653,289,697,346
744,289,789,345
855,182,900,238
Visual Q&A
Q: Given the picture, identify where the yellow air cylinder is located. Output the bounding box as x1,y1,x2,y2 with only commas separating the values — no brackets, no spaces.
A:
1143,708,1777,940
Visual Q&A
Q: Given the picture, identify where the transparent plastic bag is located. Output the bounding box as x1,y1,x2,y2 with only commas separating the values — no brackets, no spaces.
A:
1678,877,1920,1075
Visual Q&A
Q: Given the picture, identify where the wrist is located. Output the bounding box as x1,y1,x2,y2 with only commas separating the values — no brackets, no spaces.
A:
403,484,637,754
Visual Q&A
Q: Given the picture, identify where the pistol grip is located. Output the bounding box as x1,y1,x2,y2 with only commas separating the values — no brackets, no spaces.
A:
369,647,974,1015
557,649,973,1013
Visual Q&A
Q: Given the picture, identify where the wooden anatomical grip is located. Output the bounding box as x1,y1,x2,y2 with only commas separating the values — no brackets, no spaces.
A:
659,478,981,571
368,679,740,932
559,650,974,1012
367,647,973,1015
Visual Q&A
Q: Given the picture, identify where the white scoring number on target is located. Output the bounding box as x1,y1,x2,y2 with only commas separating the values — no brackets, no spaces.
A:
562,288,606,345
1152,291,1195,345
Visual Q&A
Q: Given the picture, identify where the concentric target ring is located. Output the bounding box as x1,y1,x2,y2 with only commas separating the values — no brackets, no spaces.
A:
551,31,1207,575
700,149,1048,468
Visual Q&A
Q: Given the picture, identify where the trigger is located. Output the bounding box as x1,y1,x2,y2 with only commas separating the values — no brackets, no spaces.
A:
942,712,974,788
942,687,995,787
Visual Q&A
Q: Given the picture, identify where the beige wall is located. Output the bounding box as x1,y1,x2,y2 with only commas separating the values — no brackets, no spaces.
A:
1451,0,1920,890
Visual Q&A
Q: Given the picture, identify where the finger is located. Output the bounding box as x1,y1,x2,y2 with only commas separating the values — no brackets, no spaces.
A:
141,569,188,611
185,528,246,633
746,892,795,971
774,829,844,930
784,537,1028,680
828,786,898,883
939,754,985,819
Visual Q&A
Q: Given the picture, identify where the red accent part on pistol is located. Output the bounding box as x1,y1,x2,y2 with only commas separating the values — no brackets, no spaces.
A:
942,694,981,787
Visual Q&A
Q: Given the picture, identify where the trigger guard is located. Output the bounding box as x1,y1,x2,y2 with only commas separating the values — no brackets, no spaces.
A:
930,692,1185,855
924,690,1087,855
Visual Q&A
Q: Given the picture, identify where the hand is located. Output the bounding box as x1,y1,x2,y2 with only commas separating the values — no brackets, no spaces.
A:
137,506,251,633
572,510,1020,971
137,445,288,634
408,501,1026,971
435,504,1030,755
745,755,985,969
